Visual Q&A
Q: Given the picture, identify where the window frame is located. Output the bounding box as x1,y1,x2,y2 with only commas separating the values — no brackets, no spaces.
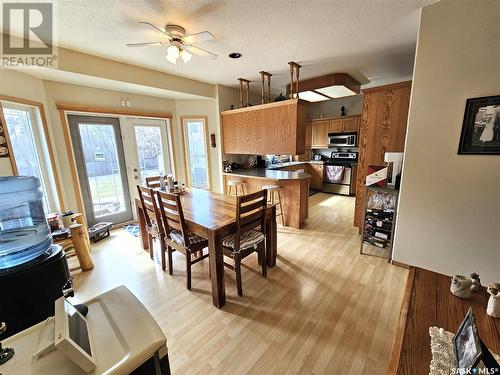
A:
0,96,64,212
180,116,211,191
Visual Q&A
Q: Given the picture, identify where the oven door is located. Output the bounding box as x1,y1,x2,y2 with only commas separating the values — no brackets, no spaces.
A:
323,165,352,195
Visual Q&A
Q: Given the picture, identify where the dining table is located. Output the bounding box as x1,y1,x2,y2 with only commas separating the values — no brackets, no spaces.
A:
135,188,277,308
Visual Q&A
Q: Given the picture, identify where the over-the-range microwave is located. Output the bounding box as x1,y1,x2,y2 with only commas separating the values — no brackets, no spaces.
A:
328,132,357,147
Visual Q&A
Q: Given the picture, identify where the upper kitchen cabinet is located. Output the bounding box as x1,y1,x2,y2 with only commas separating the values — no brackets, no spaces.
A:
328,119,343,133
221,99,307,155
311,119,330,148
341,116,360,132
310,115,361,148
329,115,361,133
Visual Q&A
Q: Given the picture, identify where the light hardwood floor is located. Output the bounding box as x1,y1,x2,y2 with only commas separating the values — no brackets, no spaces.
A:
71,193,408,374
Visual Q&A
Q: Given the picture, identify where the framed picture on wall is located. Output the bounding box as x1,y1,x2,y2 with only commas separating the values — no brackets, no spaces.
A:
458,95,500,154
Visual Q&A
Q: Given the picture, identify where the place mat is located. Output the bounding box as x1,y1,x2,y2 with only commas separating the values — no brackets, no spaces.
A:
429,326,500,375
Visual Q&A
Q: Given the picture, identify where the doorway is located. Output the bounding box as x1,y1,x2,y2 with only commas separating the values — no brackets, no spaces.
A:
68,115,132,226
121,117,174,213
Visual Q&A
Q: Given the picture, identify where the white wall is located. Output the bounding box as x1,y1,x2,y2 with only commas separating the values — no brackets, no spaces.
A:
306,94,363,119
393,0,500,284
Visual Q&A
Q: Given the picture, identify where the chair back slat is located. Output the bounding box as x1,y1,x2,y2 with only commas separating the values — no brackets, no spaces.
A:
157,190,189,245
145,175,165,189
137,185,163,234
233,189,267,252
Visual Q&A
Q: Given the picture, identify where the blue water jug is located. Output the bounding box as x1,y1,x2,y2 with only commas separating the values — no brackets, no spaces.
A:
0,176,52,270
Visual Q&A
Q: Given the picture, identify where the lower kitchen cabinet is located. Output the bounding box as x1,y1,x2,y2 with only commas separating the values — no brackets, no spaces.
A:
310,164,324,190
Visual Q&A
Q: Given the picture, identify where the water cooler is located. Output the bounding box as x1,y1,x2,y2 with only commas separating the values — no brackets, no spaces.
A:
0,176,71,338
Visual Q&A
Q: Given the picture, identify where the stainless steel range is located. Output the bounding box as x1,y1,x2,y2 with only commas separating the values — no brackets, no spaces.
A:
323,152,358,196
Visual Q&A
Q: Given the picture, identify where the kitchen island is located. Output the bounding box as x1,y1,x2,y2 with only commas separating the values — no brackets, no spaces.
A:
223,168,311,229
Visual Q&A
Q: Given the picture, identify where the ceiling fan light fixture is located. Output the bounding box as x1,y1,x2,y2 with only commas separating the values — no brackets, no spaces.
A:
180,49,192,63
166,53,177,64
167,44,180,59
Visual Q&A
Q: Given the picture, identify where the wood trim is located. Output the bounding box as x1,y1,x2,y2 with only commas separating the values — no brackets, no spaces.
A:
0,101,18,175
220,98,304,115
310,114,361,122
361,80,412,94
58,109,85,214
55,104,173,119
165,118,178,179
286,73,361,96
0,95,65,209
391,260,411,269
387,267,415,375
180,116,212,191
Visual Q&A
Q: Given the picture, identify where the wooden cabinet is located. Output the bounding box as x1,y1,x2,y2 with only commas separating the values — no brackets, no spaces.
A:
310,164,324,190
354,81,412,228
311,120,329,148
310,115,361,149
329,119,343,133
305,121,312,148
342,116,360,132
221,99,306,155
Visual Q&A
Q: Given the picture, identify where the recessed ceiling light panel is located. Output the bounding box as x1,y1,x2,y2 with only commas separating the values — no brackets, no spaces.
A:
299,90,329,102
316,85,357,98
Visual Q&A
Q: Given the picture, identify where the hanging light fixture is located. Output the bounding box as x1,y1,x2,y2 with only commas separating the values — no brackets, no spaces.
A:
166,44,192,64
180,49,192,63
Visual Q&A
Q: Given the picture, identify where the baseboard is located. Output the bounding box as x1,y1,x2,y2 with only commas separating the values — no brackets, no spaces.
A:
391,260,411,269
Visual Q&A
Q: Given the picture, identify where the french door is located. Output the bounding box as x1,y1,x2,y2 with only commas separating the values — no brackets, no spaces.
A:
121,118,173,216
68,115,133,226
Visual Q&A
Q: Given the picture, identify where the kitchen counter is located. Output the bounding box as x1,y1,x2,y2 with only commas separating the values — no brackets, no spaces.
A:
266,161,323,169
223,168,311,181
223,168,311,229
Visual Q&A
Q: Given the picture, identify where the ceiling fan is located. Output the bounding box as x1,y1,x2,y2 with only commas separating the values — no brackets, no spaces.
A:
127,22,217,64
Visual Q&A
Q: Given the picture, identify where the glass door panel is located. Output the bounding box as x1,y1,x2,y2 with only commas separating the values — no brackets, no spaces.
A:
183,119,210,190
134,126,166,179
68,115,132,226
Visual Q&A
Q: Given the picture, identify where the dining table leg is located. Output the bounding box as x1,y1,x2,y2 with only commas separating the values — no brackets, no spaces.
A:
266,205,277,267
208,228,226,308
135,200,148,250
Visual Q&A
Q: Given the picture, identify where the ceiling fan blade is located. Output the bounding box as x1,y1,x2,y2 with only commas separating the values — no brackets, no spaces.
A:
183,44,218,59
182,31,215,44
126,41,163,47
138,21,172,40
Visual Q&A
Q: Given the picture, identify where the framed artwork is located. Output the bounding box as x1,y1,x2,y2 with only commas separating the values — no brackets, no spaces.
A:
458,95,500,154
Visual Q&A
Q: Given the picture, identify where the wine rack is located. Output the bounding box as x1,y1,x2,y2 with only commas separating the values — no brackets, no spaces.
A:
360,186,399,260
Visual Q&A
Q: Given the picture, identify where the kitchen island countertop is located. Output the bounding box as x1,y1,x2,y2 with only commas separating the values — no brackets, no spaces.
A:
223,168,311,181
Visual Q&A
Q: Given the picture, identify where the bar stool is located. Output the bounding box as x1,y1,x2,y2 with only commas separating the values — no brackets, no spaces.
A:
262,184,285,226
227,179,245,196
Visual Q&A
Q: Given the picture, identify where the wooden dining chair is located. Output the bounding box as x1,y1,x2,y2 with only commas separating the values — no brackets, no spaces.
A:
222,189,268,296
137,185,164,261
156,190,209,290
145,175,164,189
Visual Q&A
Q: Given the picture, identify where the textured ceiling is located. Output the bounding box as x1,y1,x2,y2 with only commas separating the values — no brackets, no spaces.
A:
11,0,435,92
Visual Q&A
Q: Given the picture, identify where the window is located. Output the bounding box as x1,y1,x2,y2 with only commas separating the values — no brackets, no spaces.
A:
182,117,210,190
1,101,60,212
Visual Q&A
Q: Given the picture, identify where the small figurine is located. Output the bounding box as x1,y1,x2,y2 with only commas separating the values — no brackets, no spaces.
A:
470,272,481,292
0,322,15,365
450,275,472,299
487,283,500,318
341,105,346,116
